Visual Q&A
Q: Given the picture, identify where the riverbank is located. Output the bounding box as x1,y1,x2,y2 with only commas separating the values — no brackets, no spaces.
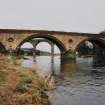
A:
0,54,50,105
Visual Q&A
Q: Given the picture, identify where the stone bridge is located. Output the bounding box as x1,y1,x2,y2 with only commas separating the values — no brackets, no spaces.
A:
0,29,105,59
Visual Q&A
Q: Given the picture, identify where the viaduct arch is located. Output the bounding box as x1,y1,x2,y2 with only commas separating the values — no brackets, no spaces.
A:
74,38,105,53
0,29,105,59
16,34,66,53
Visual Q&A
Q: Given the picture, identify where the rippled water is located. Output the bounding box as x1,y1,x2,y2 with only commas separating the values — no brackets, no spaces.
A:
21,56,105,105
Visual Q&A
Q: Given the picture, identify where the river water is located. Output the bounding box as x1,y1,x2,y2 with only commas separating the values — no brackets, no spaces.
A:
21,56,105,105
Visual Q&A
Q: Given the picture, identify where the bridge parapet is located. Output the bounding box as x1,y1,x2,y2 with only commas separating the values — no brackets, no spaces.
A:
0,29,105,59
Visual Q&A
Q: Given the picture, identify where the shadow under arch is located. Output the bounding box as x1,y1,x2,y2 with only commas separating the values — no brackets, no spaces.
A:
0,42,6,53
74,37,105,67
74,37,105,53
16,34,66,53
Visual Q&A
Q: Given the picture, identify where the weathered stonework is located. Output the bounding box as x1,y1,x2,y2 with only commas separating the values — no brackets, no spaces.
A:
0,29,105,58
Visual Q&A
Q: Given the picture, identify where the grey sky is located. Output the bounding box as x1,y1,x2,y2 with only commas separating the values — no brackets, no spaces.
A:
0,0,105,33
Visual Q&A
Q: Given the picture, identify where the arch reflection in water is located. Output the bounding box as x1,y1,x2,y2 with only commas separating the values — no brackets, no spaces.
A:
21,55,78,80
21,56,61,76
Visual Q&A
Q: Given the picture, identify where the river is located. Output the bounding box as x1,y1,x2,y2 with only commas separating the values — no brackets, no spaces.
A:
21,56,105,105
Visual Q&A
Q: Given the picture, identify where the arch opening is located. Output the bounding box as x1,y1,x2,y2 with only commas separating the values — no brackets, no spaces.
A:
75,38,105,67
16,34,66,55
16,34,64,56
36,41,60,55
19,42,34,56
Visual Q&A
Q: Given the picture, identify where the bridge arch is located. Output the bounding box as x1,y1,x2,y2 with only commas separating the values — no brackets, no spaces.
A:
16,34,66,53
74,37,105,67
74,37,105,53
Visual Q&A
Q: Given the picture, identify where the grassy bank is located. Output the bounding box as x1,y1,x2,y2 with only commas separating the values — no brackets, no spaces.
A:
0,55,50,105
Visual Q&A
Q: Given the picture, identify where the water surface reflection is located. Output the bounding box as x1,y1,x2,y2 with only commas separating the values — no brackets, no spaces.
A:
21,56,105,105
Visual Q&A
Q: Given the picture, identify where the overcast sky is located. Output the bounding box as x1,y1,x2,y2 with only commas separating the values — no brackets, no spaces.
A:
0,0,105,33
0,0,105,52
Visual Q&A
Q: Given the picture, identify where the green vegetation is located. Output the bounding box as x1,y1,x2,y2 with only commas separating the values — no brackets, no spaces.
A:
62,50,75,60
67,53,75,59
